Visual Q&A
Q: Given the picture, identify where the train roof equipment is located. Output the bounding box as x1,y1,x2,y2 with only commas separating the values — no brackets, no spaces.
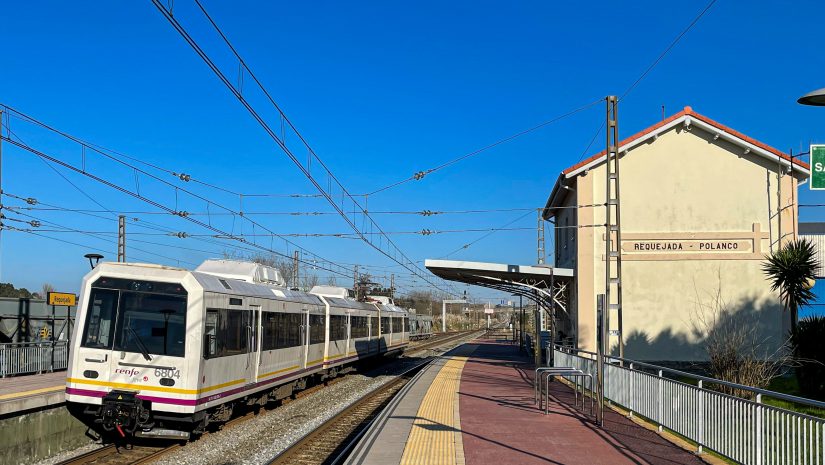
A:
194,259,286,287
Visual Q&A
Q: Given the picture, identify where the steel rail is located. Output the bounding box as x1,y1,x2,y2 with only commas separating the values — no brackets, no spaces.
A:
56,443,180,465
267,330,483,465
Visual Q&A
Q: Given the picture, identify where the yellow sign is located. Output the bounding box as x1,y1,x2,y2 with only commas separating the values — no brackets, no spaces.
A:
47,292,76,306
39,326,50,339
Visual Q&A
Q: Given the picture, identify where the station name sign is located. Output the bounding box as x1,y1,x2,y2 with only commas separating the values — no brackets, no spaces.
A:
622,240,751,253
47,292,77,306
612,224,766,261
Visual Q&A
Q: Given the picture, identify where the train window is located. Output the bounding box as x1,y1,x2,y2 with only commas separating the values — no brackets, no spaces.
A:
288,313,303,348
262,312,303,350
381,317,390,335
223,310,248,356
329,315,347,341
113,291,187,357
262,312,277,351
349,316,367,338
204,311,218,358
370,316,378,337
81,289,119,349
309,314,325,344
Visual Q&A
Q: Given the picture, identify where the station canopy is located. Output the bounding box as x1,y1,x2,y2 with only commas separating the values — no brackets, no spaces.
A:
424,259,573,312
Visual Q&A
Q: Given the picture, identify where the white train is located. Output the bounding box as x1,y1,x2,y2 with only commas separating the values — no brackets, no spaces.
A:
66,260,409,439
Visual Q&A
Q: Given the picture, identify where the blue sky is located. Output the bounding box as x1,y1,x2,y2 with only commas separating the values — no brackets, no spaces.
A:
1,1,824,307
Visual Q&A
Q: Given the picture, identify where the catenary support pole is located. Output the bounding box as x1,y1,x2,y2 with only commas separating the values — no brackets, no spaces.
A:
117,215,126,262
442,300,446,332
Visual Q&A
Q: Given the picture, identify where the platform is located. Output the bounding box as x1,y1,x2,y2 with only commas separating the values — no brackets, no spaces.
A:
346,338,707,465
0,371,65,416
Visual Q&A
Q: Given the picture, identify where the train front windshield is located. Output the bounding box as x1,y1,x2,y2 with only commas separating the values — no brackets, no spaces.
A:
81,278,188,357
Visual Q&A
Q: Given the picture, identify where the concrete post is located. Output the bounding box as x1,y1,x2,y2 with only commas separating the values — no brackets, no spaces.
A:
442,301,446,332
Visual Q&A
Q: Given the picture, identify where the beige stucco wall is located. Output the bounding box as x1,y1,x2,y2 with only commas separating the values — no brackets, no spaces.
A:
569,123,801,361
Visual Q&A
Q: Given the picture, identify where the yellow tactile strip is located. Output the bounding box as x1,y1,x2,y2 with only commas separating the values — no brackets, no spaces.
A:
400,356,467,465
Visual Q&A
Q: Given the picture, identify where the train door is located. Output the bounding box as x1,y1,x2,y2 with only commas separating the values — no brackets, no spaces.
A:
246,304,261,385
369,315,377,353
300,308,309,369
346,312,352,357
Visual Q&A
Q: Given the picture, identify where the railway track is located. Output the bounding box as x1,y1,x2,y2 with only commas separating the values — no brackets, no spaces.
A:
267,329,483,465
58,330,477,465
56,443,180,465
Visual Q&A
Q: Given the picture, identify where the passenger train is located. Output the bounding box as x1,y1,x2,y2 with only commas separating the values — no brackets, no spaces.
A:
65,259,417,440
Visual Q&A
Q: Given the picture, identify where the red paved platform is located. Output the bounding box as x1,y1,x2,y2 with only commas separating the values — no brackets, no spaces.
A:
459,339,705,465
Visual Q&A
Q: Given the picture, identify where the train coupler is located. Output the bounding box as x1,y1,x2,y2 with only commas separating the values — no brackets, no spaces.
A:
100,390,151,436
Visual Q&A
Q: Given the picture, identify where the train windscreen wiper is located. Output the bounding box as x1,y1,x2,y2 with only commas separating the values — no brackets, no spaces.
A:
127,325,153,361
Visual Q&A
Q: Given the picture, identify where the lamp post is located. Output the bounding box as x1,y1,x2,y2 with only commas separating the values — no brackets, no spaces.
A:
798,88,825,106
84,253,103,270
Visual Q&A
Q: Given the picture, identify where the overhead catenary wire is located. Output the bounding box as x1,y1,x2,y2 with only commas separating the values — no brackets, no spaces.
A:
573,0,717,165
1,105,324,201
5,226,536,238
0,118,398,286
619,0,717,101
3,225,171,266
439,209,535,259
3,210,201,266
1,191,359,268
365,98,603,196
0,135,357,280
2,205,544,216
0,128,227,266
150,1,460,296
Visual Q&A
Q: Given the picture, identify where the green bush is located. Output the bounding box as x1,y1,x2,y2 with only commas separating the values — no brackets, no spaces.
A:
791,316,825,400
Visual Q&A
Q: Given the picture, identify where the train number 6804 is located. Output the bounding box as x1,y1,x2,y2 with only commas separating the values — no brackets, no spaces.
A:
154,368,181,379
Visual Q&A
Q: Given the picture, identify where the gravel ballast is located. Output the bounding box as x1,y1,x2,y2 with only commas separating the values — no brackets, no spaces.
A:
33,336,471,465
155,353,441,465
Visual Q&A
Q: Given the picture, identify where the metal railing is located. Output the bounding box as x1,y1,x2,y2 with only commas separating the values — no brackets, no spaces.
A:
0,341,69,377
553,345,825,465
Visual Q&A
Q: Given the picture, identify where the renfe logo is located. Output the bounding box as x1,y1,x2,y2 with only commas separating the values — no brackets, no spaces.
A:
114,368,140,377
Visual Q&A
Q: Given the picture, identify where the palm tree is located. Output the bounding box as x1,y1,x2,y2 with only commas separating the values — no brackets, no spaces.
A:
762,239,819,338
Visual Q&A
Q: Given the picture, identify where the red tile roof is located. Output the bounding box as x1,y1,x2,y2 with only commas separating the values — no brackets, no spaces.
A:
562,106,809,175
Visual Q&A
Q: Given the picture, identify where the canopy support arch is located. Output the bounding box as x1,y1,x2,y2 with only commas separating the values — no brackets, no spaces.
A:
424,259,574,365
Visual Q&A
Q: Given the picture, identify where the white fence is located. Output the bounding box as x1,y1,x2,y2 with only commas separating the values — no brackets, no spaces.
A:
0,341,69,377
554,346,825,465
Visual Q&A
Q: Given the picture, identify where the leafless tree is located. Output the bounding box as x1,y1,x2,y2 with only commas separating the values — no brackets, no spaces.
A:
691,279,794,398
300,274,319,292
41,283,55,298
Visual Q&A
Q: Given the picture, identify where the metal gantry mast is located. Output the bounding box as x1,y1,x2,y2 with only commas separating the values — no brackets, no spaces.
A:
537,208,546,265
117,215,126,262
605,96,624,358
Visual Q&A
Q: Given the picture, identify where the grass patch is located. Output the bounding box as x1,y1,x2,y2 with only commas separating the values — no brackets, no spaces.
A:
763,376,825,419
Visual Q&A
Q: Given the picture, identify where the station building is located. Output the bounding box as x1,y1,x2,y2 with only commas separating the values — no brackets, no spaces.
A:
543,107,809,361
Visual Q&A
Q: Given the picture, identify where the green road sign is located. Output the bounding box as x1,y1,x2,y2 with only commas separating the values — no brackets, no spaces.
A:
812,145,825,190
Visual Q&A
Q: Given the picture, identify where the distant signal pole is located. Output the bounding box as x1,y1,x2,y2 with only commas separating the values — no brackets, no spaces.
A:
117,215,126,262
293,250,300,290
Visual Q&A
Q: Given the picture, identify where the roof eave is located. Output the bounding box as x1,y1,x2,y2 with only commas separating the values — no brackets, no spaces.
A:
542,173,565,220
563,112,810,179
542,173,578,220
